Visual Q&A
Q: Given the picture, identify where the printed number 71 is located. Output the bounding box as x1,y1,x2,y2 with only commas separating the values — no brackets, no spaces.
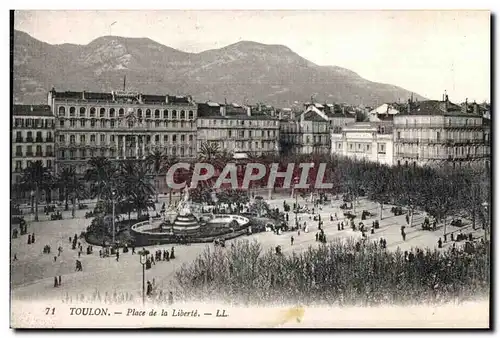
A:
45,307,55,315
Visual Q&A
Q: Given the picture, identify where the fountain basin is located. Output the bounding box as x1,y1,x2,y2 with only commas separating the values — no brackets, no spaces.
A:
130,214,251,246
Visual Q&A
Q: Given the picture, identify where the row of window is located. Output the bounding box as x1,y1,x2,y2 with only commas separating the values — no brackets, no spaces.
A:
200,129,278,139
14,131,53,142
58,146,194,160
200,119,279,127
14,159,53,171
58,119,196,129
396,118,481,127
58,133,195,144
13,118,55,129
14,145,53,157
396,145,486,156
58,106,195,120
233,141,277,150
336,142,387,154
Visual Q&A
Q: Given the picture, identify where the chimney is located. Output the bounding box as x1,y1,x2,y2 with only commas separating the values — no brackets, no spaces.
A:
30,105,33,112
342,106,346,115
444,94,449,112
82,90,86,100
407,98,411,113
246,106,251,117
473,101,479,115
278,110,283,120
291,111,295,120
220,104,226,117
165,95,169,104
462,98,468,113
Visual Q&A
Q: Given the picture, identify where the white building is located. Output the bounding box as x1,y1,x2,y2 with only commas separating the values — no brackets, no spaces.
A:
331,122,394,166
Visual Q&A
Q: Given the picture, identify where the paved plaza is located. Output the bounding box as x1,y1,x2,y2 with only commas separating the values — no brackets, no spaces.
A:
11,194,485,302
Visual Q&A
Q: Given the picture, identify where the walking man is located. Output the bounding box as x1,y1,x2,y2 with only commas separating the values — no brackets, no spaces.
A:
291,236,294,246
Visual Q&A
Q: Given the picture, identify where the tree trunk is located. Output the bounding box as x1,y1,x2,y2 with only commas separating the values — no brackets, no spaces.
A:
64,188,69,211
409,208,414,227
443,217,447,242
155,175,159,203
379,202,383,220
472,208,476,230
72,192,76,218
30,194,34,214
34,184,39,222
169,188,172,206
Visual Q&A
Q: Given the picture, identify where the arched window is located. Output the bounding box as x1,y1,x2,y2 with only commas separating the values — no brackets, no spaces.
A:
119,108,124,117
99,108,105,117
109,108,115,117
58,106,66,116
172,110,177,119
69,107,76,116
138,109,143,118
90,107,96,117
188,110,194,119
155,109,160,118
80,107,86,117
163,109,168,119
146,109,151,118
180,110,186,119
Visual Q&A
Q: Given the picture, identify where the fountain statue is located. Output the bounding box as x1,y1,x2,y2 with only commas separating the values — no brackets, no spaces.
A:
178,185,192,216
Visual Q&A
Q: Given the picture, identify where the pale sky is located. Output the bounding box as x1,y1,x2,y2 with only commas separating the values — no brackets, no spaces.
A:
14,10,490,102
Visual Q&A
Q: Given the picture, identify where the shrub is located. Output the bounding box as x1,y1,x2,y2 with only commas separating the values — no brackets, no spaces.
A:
169,239,490,306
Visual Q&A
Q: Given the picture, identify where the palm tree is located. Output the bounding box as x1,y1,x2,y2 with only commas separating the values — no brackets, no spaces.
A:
146,149,167,203
119,161,155,217
84,156,115,202
57,167,76,211
199,142,221,162
20,161,52,222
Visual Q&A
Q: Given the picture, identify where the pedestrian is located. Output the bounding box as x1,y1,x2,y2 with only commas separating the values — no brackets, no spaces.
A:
116,250,119,262
168,291,174,305
132,246,135,254
54,256,57,262
146,281,153,296
405,214,409,225
401,230,406,241
297,229,301,236
58,275,62,286
438,237,443,248
54,276,58,288
315,233,319,241
58,246,62,256
170,247,175,259
99,250,102,258
78,251,81,258
166,250,170,262
13,254,18,261
291,236,294,246
335,213,338,220
27,234,31,245
69,237,72,244
337,223,341,231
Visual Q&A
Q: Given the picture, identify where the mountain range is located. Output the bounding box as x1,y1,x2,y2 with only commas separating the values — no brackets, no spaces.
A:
13,29,426,107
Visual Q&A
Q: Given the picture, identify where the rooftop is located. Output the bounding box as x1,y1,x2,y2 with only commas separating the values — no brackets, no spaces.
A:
13,105,54,117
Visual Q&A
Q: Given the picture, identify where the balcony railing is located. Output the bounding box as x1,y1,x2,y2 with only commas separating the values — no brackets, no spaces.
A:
15,152,22,157
46,152,54,157
15,138,23,143
26,152,33,156
46,138,54,142
26,137,34,143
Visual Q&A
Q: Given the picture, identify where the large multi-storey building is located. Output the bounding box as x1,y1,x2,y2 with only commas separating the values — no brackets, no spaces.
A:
47,88,197,174
12,104,56,199
331,122,394,166
393,95,488,168
197,102,280,157
280,103,355,155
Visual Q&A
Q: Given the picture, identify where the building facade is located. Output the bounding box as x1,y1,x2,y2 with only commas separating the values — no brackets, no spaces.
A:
12,104,56,199
280,103,355,155
331,122,394,166
47,89,197,174
393,96,488,168
197,102,280,157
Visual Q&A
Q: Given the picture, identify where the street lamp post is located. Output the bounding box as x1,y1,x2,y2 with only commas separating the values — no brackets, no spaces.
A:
138,249,149,305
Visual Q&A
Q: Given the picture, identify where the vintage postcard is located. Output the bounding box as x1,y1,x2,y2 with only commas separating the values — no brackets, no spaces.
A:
10,10,491,328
